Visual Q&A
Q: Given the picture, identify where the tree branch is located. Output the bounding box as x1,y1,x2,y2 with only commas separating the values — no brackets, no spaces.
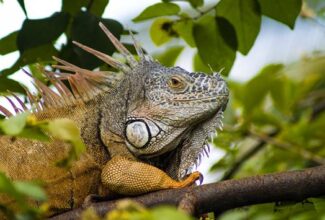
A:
50,165,325,219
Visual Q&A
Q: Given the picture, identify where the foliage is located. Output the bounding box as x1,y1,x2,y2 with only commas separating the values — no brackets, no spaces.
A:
80,200,193,220
212,55,325,219
220,200,325,220
134,0,302,75
0,172,47,219
0,0,123,94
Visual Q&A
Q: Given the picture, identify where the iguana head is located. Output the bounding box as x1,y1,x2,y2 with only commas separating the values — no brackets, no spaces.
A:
124,61,228,154
121,58,228,178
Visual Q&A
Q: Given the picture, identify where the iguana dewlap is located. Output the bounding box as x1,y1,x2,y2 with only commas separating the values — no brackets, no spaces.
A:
0,22,229,216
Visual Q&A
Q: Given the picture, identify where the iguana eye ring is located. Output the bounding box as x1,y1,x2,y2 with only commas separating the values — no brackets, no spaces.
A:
168,76,186,91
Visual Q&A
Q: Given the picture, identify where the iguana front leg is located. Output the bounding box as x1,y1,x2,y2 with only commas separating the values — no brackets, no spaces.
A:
101,156,201,195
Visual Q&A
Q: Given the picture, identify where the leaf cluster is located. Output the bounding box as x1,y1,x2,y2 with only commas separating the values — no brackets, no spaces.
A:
133,0,302,75
0,0,122,95
80,200,193,220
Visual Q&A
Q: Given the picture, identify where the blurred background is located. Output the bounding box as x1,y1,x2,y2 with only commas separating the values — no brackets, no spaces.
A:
0,0,325,219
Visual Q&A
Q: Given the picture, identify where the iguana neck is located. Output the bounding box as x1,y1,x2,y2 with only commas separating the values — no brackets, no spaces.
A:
97,77,138,160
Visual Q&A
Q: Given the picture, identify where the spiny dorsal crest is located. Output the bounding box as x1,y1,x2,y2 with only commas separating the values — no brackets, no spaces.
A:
0,22,149,117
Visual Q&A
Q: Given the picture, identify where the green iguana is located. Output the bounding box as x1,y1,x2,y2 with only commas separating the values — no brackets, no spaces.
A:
0,22,229,216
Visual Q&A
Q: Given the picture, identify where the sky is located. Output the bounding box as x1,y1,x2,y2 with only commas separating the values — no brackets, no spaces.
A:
0,0,325,183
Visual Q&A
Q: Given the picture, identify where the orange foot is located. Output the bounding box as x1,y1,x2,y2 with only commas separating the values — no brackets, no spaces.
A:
162,171,203,189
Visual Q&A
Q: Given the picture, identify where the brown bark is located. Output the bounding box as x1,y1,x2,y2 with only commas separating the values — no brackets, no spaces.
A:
50,165,325,219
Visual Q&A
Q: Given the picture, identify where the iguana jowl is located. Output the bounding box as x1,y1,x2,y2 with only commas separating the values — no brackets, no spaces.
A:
0,22,229,215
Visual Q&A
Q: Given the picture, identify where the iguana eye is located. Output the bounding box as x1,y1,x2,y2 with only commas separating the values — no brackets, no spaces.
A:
168,76,186,91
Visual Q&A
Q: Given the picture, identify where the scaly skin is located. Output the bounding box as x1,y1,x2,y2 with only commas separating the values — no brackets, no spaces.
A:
0,23,229,216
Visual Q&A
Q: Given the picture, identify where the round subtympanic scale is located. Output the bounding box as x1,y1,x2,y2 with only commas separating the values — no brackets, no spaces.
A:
126,121,149,148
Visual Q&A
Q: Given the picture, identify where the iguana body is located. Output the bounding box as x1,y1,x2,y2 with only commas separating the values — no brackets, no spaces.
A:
0,23,229,216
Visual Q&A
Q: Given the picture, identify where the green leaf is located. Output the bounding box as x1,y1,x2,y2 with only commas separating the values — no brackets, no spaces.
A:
215,17,238,51
17,12,70,52
150,18,174,46
14,181,47,201
0,174,26,210
17,0,27,16
151,206,192,220
88,0,109,16
311,197,325,213
0,172,46,216
47,118,81,143
154,46,184,67
133,3,180,22
188,0,204,8
62,0,85,16
0,76,24,94
258,0,302,29
47,118,86,167
18,126,49,142
213,131,241,151
122,43,139,55
215,0,261,55
0,112,28,136
243,64,283,113
219,209,247,220
173,20,195,47
193,15,236,76
162,0,203,9
65,11,123,69
62,0,109,16
270,74,298,114
251,111,283,128
0,173,20,199
0,31,18,55
193,52,211,73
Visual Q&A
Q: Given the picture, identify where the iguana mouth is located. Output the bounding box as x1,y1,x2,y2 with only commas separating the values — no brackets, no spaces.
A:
172,95,228,102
